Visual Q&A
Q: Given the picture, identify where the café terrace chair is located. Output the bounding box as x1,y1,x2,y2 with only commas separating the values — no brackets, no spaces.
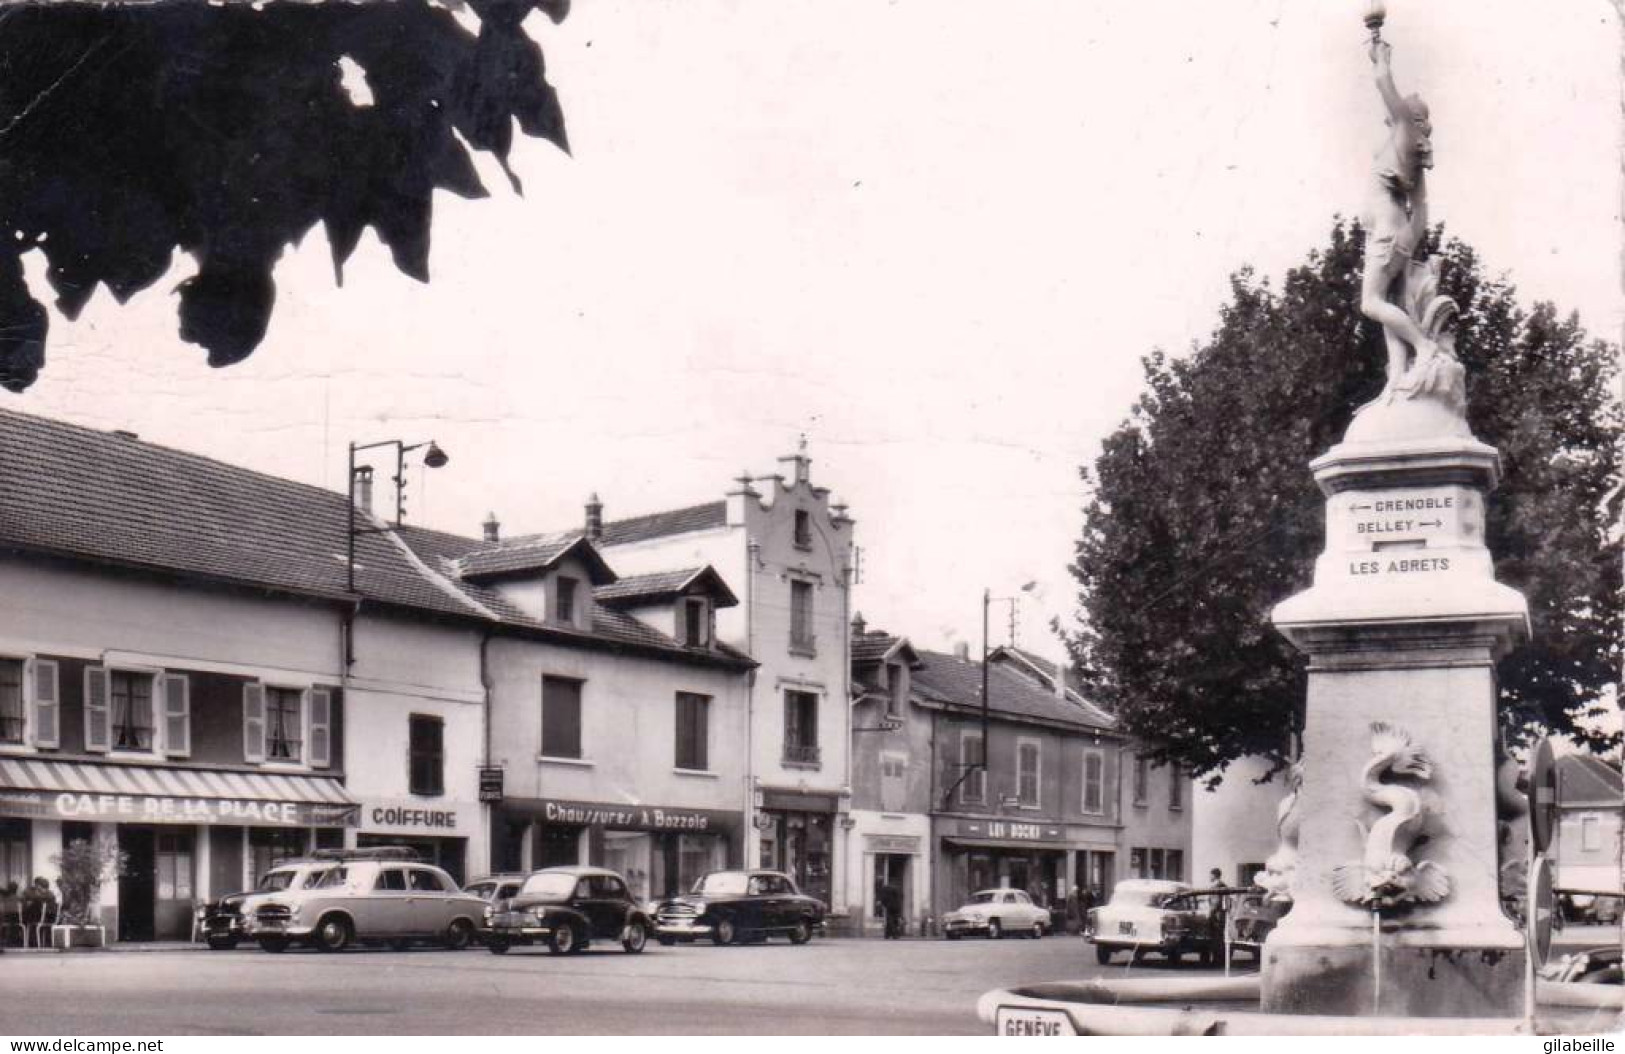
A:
31,901,58,949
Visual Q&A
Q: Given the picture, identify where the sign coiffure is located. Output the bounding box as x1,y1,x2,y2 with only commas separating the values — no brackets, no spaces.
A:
365,800,469,833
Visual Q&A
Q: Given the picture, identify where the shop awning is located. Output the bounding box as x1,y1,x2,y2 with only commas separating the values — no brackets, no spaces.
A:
0,756,359,828
942,835,1077,853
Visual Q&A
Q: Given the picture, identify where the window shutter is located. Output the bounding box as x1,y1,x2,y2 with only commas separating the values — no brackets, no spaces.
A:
308,689,332,769
243,683,266,763
83,666,110,753
161,674,190,758
30,659,59,749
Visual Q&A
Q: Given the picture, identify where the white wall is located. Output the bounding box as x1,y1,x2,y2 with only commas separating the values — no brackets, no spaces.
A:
1191,755,1287,887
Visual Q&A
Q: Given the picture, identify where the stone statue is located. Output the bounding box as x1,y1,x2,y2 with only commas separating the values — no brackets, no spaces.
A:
1257,763,1303,903
1331,722,1450,911
1357,38,1465,415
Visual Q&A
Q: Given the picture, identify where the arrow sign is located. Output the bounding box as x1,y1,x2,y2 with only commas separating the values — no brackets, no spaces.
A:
1419,519,1443,528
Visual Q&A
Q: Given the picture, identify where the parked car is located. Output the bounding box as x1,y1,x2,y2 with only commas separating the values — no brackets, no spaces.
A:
941,889,1050,940
484,866,651,955
243,858,485,953
196,856,339,950
652,869,825,946
464,873,527,943
1225,889,1288,963
1084,879,1218,966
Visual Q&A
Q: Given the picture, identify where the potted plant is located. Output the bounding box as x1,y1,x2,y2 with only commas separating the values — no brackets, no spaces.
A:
49,838,126,950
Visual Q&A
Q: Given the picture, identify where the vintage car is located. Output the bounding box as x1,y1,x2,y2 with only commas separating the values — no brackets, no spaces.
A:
243,858,486,952
1084,879,1219,965
652,869,825,946
464,873,526,942
941,889,1050,940
1226,890,1288,962
484,866,651,955
197,857,341,950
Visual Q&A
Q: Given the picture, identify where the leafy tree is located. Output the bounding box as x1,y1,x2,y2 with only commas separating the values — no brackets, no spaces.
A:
51,837,127,925
0,0,570,392
1064,220,1622,781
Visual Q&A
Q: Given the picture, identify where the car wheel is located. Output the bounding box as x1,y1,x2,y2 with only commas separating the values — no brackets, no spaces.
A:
622,920,648,954
314,915,352,953
987,919,1002,940
712,916,736,946
443,919,475,951
1095,944,1113,965
787,919,812,945
206,935,239,951
548,922,577,955
257,936,289,954
488,937,511,955
1031,922,1044,940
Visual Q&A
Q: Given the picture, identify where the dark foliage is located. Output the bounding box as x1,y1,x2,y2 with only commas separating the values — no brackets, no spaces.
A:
0,0,570,390
1065,220,1622,781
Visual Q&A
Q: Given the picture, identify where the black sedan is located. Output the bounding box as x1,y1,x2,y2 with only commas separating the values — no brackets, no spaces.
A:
485,866,650,955
652,869,825,946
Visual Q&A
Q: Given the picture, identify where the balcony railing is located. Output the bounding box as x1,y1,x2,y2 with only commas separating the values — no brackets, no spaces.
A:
783,743,821,765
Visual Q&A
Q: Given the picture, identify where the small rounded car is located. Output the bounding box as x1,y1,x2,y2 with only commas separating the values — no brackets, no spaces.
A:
941,889,1050,940
197,857,337,950
484,866,651,955
464,873,527,944
652,869,825,946
1084,879,1219,966
243,857,485,953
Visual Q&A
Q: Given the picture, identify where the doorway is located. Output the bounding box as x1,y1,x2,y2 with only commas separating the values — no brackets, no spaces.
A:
117,826,156,942
872,854,910,923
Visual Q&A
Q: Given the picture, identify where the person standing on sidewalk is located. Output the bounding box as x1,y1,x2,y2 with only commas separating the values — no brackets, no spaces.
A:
878,881,904,939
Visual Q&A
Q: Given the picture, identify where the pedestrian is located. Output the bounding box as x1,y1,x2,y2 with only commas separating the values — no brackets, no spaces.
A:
878,881,904,940
1207,867,1231,946
1064,883,1081,936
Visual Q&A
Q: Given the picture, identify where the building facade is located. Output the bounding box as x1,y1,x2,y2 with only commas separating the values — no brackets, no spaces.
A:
1553,753,1623,896
565,445,857,914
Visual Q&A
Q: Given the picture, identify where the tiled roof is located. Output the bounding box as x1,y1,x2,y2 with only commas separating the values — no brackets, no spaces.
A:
597,501,728,547
852,630,915,665
0,407,750,669
594,567,738,608
911,649,1115,732
988,645,1117,727
1558,754,1623,804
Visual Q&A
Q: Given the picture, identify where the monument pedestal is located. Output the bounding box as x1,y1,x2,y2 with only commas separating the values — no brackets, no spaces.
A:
1261,402,1529,1018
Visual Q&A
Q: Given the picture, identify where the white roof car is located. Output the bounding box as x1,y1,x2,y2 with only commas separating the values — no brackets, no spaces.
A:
941,888,1051,940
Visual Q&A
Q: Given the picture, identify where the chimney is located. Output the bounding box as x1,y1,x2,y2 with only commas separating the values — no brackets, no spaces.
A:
482,511,500,543
585,493,603,541
953,641,970,662
352,466,374,514
851,611,867,636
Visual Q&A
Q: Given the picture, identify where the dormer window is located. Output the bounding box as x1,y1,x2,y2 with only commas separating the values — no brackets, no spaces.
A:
886,664,907,716
556,576,579,624
793,509,813,549
682,597,710,647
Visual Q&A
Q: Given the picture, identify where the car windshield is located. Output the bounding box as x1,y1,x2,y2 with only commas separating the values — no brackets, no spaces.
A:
693,873,749,897
257,870,298,892
520,873,578,900
967,892,999,905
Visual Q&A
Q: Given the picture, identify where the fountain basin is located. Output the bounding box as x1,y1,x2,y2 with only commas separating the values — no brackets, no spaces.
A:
976,974,1622,1036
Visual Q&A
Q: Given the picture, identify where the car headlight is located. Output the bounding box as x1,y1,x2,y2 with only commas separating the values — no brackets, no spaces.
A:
483,906,493,922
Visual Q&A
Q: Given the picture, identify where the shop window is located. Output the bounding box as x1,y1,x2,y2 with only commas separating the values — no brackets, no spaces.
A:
1082,748,1105,814
110,670,155,752
793,509,813,549
409,714,445,796
541,676,584,760
1166,849,1184,882
0,660,23,744
960,732,985,804
1132,756,1149,805
1129,847,1146,879
555,576,579,624
783,690,819,764
155,832,193,902
789,580,815,655
682,598,710,648
1169,764,1184,810
0,819,29,892
265,687,303,761
1016,738,1041,806
675,692,710,771
1149,848,1166,879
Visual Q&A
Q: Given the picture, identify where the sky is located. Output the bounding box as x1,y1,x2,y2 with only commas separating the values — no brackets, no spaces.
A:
10,0,1621,664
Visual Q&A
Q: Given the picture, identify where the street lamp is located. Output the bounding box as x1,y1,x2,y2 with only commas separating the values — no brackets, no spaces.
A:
943,581,1037,807
346,437,449,593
